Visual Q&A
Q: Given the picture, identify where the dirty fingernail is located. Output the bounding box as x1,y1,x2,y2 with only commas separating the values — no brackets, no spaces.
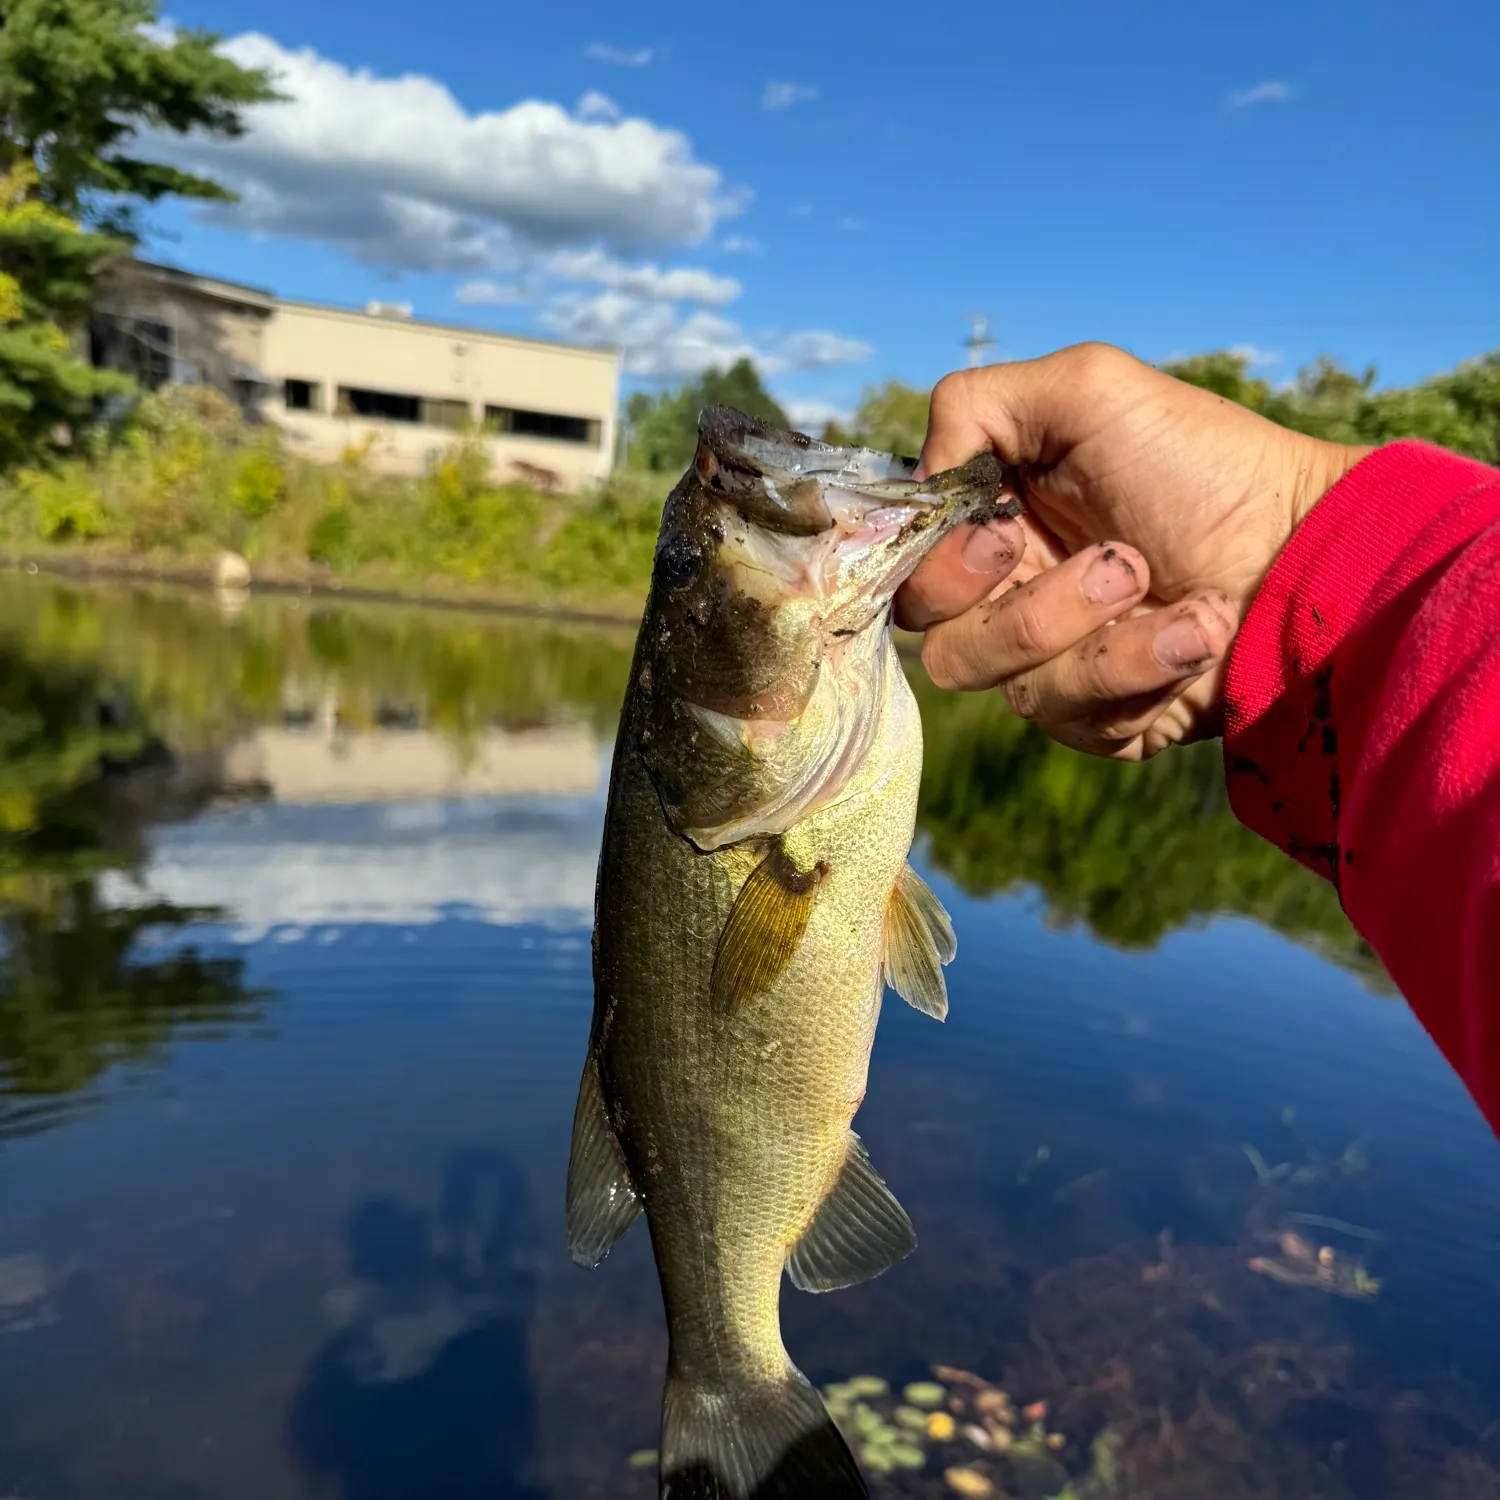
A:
961,519,1017,575
1154,617,1213,669
1082,548,1138,606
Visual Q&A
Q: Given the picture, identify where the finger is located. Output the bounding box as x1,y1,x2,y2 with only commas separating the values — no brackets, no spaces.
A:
897,510,1070,630
917,344,1142,477
998,593,1239,730
894,515,1025,630
921,542,1150,692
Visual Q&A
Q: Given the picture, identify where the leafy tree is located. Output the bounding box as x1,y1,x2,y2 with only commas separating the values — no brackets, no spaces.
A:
0,0,277,468
845,380,931,457
0,0,277,227
0,164,132,469
625,358,789,472
1165,348,1500,464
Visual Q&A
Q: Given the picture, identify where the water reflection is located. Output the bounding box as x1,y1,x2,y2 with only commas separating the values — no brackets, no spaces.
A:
292,1149,543,1500
0,574,1493,1500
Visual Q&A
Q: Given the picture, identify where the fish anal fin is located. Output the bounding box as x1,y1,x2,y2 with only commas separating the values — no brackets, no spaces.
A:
883,863,953,1021
565,1052,641,1268
785,1132,916,1293
711,843,829,1011
661,1363,865,1499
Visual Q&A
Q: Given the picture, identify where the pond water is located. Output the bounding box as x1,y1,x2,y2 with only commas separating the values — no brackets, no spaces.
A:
0,574,1496,1500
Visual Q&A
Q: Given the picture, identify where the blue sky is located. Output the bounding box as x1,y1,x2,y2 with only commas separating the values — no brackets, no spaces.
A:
146,0,1499,426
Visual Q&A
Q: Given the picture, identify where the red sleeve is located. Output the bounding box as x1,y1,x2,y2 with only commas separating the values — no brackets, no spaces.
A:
1222,441,1500,1132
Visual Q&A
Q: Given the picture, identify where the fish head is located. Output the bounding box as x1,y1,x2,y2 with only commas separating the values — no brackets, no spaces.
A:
636,406,1016,850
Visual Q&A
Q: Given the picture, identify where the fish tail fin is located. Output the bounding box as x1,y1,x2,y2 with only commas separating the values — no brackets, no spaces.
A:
660,1360,866,1499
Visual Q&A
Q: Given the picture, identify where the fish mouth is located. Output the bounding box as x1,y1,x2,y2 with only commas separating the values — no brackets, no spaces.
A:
696,405,1018,603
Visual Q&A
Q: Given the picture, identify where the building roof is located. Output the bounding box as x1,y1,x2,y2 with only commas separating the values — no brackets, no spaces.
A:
128,258,619,364
128,259,277,314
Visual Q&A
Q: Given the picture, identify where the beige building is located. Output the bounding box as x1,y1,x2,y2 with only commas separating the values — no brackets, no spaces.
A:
92,259,620,490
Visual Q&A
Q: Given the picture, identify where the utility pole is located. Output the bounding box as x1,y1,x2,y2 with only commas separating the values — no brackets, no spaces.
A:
962,314,995,368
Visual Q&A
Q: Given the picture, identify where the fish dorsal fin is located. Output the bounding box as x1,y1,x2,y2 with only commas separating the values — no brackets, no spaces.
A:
883,863,955,1021
785,1132,916,1293
565,1052,641,1268
711,843,829,1010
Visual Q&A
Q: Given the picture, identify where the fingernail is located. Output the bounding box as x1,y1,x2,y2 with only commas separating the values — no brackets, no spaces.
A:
1154,617,1213,669
1082,548,1138,606
961,519,1017,575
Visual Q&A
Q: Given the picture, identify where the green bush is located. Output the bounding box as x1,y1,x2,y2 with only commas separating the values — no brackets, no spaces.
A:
306,503,354,566
230,446,286,521
21,469,110,542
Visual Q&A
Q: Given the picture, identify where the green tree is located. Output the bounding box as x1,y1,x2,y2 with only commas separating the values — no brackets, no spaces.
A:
1165,348,1500,464
625,358,789,472
0,0,277,468
847,379,931,457
0,0,277,225
0,164,132,470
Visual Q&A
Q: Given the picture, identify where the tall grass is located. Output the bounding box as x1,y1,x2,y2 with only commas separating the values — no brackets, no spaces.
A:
0,386,666,613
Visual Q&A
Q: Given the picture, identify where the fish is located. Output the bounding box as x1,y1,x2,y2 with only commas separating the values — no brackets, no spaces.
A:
566,406,1016,1499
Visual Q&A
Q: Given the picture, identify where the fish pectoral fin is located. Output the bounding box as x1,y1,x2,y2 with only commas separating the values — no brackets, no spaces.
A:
710,842,829,1011
785,1132,916,1293
565,1052,642,1268
883,863,955,1021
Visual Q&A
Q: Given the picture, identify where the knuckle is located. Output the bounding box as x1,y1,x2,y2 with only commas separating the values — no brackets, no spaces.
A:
1001,590,1048,662
928,370,974,416
920,631,957,689
1002,672,1040,721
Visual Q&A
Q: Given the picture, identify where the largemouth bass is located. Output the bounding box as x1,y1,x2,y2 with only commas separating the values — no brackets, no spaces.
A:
566,407,1015,1499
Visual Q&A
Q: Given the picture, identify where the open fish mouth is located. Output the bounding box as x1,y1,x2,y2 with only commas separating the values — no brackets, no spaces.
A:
693,405,1018,602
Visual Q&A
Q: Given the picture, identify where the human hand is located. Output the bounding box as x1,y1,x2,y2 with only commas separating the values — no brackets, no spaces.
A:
897,343,1370,758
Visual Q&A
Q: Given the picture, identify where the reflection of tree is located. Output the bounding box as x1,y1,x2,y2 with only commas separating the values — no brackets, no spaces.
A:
0,579,636,751
912,681,1385,983
0,885,257,1106
0,640,262,1127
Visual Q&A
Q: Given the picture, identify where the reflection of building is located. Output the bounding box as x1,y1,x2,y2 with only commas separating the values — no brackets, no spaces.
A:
91,259,620,490
222,723,602,803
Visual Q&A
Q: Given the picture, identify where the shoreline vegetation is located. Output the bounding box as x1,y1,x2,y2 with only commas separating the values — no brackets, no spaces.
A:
2,348,1496,618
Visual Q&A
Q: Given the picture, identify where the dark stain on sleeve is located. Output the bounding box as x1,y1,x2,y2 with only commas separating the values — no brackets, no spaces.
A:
1321,724,1338,756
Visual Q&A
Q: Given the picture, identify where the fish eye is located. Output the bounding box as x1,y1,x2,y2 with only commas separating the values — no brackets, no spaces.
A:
656,531,702,590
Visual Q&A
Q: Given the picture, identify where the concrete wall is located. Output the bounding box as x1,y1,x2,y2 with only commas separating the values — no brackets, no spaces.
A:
261,301,619,489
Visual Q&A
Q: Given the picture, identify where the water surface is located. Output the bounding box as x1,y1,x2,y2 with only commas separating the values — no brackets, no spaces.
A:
0,576,1496,1500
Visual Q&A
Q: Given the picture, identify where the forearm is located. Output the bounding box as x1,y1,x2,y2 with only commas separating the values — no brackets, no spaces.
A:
1223,442,1500,1130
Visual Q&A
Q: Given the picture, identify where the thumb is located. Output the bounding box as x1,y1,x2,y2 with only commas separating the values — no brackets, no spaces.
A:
918,343,1132,479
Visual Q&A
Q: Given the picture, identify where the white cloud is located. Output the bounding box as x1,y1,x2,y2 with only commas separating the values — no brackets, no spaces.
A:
1229,343,1283,368
546,247,741,306
720,234,762,254
762,81,820,110
575,90,621,122
784,398,853,432
777,330,873,368
541,291,871,380
144,33,742,270
586,42,654,67
1225,80,1297,110
453,279,531,306
838,216,865,233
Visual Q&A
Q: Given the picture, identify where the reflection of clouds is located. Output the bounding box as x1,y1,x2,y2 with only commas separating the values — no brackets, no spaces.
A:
100,795,602,937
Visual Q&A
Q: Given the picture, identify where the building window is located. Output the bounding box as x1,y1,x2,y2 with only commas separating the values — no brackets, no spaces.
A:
284,379,322,412
90,313,174,390
334,387,474,429
337,386,420,423
484,406,602,446
419,397,471,430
